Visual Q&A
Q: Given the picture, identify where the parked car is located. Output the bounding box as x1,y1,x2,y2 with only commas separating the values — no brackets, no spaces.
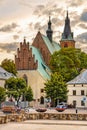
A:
55,102,67,112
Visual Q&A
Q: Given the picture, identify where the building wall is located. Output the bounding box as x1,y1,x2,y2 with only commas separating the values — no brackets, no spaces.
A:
67,84,87,108
17,70,46,106
32,32,51,66
0,79,5,88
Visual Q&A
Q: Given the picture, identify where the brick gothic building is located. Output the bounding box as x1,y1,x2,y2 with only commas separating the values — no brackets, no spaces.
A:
15,11,75,106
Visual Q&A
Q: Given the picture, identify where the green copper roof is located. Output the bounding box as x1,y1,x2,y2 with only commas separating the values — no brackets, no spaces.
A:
42,35,61,54
30,46,51,80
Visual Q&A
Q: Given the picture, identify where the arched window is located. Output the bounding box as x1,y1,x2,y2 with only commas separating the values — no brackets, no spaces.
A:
40,96,44,104
23,74,28,85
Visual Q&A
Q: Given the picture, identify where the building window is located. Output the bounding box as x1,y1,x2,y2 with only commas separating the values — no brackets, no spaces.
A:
41,89,44,93
73,90,76,95
73,100,76,108
74,84,75,87
40,96,44,104
81,90,84,95
81,101,85,106
82,84,83,87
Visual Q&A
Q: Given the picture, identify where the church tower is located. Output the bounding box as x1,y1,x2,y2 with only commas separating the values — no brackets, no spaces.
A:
60,11,75,48
46,16,53,42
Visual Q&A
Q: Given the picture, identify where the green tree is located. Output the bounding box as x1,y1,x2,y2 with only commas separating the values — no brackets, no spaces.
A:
25,86,33,102
44,72,68,106
50,48,87,82
0,87,6,102
5,77,27,105
0,58,17,76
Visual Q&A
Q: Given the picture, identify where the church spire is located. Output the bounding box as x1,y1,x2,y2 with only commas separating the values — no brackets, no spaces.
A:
46,15,53,42
63,10,72,39
60,11,75,48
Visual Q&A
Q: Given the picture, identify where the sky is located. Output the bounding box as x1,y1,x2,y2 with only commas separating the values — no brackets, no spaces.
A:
0,0,87,63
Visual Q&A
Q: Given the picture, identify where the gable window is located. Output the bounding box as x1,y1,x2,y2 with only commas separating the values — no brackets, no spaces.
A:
81,90,84,95
73,90,76,95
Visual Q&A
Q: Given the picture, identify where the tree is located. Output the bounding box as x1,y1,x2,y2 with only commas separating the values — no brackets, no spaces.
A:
0,58,17,76
50,48,87,82
0,87,6,103
5,77,27,105
44,72,68,106
25,86,33,102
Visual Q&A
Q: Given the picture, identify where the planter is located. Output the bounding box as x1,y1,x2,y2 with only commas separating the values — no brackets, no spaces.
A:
36,108,47,112
55,108,65,112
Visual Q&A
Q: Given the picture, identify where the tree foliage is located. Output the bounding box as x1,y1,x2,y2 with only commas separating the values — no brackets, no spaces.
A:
44,72,68,105
0,87,6,102
0,58,17,76
5,77,27,103
50,48,87,82
25,86,33,102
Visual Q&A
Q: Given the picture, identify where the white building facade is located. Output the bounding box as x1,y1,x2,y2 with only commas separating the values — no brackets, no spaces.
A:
67,70,87,108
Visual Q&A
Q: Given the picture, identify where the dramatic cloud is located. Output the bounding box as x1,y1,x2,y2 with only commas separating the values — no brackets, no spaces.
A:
80,10,87,22
0,23,18,32
13,35,19,40
68,0,84,7
75,32,87,44
78,23,87,29
0,42,18,53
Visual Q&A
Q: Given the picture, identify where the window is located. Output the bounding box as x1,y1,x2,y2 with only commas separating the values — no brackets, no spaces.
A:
73,90,76,95
73,100,76,108
74,84,75,87
81,90,84,95
81,101,85,106
40,96,44,104
41,89,44,93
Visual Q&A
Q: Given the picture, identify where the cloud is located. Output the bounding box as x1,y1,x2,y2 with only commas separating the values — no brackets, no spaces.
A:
0,42,18,53
68,0,84,7
75,32,87,44
80,10,87,22
13,35,19,40
0,23,18,32
78,23,87,29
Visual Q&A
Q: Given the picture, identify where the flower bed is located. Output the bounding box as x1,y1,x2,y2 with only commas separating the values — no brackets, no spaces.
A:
55,107,65,112
36,108,47,112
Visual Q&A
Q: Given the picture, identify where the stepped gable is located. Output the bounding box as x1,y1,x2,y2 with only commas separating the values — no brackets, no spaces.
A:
15,38,38,70
67,69,87,84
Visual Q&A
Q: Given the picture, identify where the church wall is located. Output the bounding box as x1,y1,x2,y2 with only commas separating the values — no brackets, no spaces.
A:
17,70,46,106
32,32,51,65
0,79,5,88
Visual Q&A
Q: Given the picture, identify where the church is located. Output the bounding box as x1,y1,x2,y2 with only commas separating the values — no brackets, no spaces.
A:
15,11,75,106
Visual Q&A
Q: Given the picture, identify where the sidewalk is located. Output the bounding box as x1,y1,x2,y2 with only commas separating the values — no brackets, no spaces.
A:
24,120,87,126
